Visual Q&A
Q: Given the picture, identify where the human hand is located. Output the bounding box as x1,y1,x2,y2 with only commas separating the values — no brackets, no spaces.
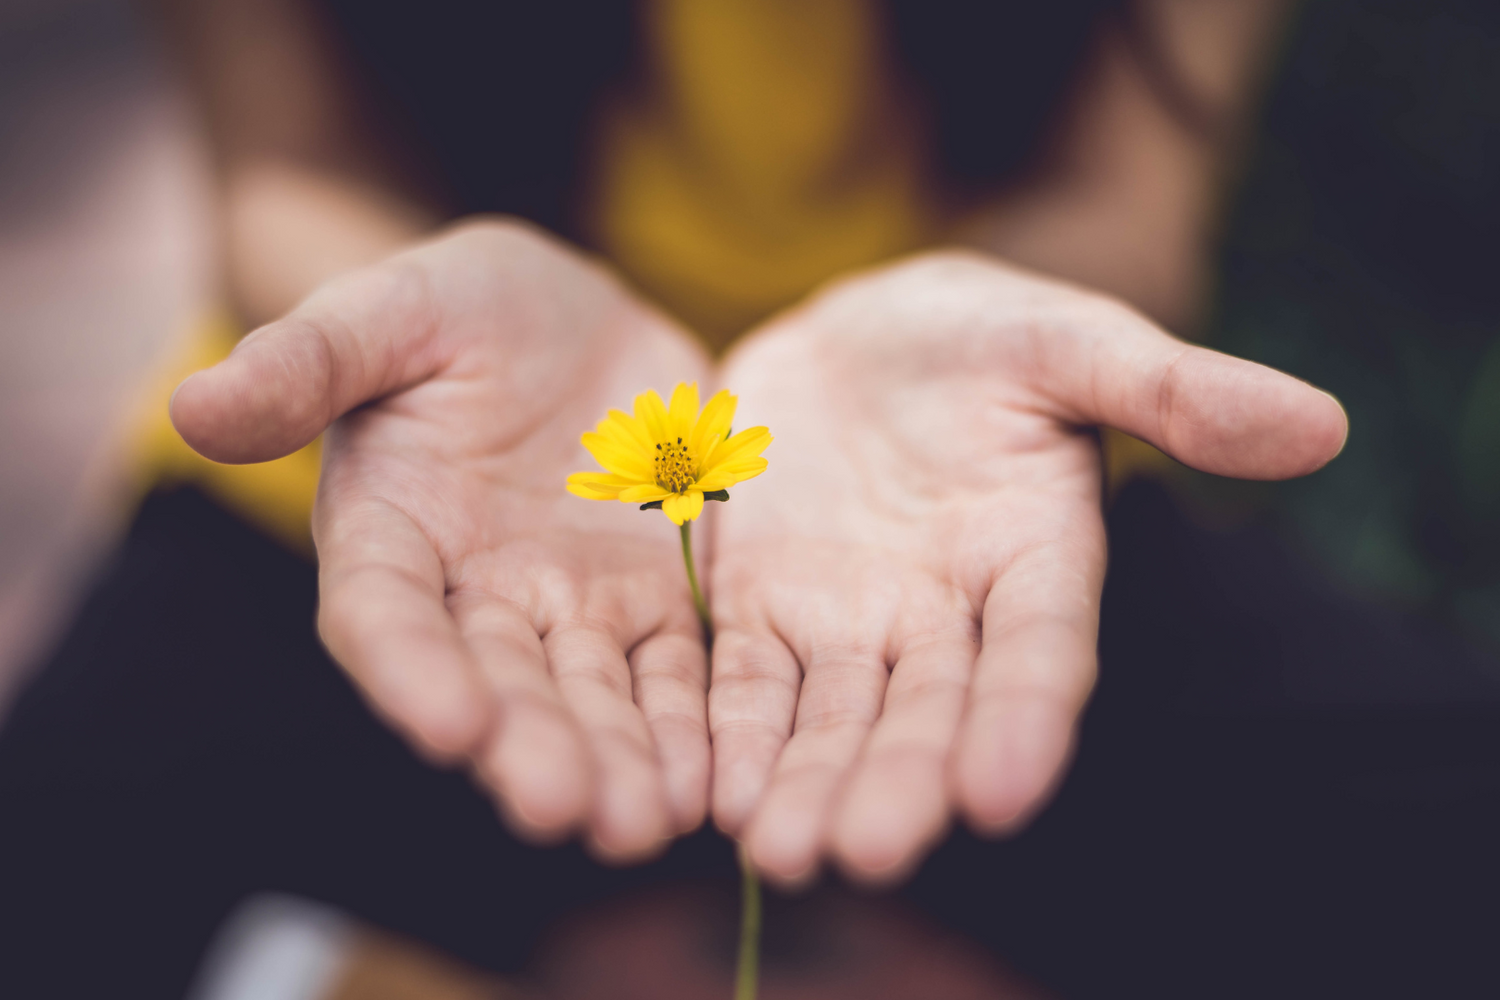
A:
707,251,1347,885
171,220,712,860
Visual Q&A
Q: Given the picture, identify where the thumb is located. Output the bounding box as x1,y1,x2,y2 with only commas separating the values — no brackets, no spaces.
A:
170,260,444,464
1043,303,1348,480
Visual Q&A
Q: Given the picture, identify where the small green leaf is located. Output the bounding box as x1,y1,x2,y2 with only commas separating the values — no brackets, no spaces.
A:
704,489,730,502
639,500,664,510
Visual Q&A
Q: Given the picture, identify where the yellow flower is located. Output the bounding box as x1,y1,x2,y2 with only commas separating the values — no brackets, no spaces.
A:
567,383,772,525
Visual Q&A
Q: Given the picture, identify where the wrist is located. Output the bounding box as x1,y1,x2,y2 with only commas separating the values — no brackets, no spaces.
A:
224,161,437,329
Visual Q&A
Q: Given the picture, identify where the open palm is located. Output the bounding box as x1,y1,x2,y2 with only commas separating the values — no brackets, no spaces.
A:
173,232,1345,878
172,222,713,860
708,252,1347,884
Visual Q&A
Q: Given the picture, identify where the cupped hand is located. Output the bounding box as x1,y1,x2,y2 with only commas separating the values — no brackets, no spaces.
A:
171,220,713,860
707,251,1347,885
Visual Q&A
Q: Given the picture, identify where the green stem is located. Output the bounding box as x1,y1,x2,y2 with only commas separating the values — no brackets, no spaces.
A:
679,521,711,639
677,523,758,999
735,843,762,1000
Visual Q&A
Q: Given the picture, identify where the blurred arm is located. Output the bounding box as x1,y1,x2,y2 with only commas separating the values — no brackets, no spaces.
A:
150,0,440,328
960,0,1295,333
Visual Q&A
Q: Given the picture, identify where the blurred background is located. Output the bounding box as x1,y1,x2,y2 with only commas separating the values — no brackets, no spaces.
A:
0,0,211,713
2,1,1499,997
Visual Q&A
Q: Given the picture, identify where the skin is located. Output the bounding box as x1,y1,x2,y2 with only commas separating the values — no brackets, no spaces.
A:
173,221,714,861
709,252,1346,886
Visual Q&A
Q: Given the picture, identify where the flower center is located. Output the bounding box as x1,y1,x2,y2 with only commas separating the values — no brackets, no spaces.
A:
654,437,695,494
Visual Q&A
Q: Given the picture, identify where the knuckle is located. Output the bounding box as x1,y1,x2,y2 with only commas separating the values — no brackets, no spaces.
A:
314,592,358,659
450,214,556,260
1154,347,1194,440
237,318,339,435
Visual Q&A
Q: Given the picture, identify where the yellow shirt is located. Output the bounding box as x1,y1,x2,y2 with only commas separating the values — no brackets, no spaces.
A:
588,0,933,350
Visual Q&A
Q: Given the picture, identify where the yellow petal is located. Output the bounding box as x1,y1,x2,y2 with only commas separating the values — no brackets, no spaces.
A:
634,389,671,444
690,390,736,470
709,456,771,476
598,409,653,453
694,457,768,491
581,432,655,480
701,426,772,473
661,490,705,525
620,483,672,502
566,472,636,499
568,471,636,488
668,382,700,441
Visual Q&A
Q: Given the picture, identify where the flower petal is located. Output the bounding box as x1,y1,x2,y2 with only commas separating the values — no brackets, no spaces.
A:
598,409,653,453
668,382,700,442
701,426,772,473
620,483,672,503
566,472,637,499
634,389,671,444
661,490,705,525
690,389,736,471
581,432,654,479
694,456,768,491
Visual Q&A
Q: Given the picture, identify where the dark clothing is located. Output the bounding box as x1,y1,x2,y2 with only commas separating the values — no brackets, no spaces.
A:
2,486,1496,998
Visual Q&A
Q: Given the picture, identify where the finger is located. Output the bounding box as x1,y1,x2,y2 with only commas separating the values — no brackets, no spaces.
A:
1036,297,1348,479
630,628,711,834
742,645,889,887
830,630,977,884
545,624,675,863
707,627,803,836
449,594,593,842
170,255,450,464
952,523,1106,834
315,498,488,761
